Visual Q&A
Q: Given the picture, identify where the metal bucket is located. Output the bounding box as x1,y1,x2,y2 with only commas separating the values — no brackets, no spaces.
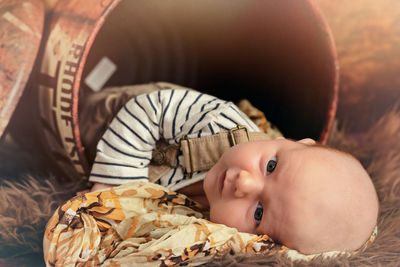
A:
33,0,338,180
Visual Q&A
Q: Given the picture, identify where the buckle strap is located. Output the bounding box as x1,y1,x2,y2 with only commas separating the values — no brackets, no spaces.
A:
180,126,272,176
150,126,273,181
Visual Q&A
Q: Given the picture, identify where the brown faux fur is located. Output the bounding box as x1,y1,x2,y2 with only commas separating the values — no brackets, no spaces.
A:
0,110,399,266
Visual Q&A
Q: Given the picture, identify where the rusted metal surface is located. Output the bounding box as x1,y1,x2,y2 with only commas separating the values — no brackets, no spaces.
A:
0,0,44,137
35,0,338,180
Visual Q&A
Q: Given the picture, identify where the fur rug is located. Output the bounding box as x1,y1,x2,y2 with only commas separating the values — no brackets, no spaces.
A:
0,110,399,266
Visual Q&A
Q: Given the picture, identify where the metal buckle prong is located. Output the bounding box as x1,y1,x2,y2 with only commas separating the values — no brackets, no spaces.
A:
228,125,249,146
179,135,193,178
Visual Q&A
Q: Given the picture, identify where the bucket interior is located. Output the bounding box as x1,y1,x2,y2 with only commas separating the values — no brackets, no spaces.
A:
81,0,336,143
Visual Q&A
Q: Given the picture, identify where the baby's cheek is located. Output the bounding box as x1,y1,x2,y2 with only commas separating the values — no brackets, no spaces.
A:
209,204,249,233
202,173,213,198
209,205,229,225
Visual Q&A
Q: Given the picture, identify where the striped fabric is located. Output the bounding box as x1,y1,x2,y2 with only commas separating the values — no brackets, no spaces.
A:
89,88,260,191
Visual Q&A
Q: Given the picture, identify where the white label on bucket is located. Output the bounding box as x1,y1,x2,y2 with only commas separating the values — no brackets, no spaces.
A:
84,57,117,92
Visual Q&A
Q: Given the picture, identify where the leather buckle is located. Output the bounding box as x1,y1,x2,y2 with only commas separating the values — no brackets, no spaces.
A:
228,125,249,146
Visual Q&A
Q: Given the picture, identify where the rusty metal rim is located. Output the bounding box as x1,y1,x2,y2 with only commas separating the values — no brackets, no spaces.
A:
309,0,339,144
71,0,122,174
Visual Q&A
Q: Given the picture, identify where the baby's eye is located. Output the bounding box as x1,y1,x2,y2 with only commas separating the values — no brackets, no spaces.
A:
254,202,263,226
266,157,277,175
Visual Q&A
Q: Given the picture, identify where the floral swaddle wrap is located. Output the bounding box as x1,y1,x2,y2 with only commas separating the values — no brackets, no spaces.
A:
44,181,285,266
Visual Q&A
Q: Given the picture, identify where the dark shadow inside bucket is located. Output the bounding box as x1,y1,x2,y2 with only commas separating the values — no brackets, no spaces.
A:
81,0,336,142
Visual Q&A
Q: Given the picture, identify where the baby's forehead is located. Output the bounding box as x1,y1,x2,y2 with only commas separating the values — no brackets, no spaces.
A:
278,146,353,187
271,149,350,214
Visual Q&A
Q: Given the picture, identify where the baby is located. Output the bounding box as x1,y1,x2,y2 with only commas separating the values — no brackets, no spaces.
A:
202,138,378,254
89,86,378,255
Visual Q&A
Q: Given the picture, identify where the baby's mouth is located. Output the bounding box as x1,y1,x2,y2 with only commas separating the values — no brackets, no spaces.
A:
218,170,227,195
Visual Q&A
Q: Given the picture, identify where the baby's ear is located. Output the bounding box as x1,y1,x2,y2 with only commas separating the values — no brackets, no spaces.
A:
298,138,316,145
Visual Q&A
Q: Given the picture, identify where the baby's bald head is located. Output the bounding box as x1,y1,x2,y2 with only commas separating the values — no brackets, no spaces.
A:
277,146,379,254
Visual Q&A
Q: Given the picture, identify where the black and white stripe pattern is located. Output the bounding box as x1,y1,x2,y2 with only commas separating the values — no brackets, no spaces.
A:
89,88,260,191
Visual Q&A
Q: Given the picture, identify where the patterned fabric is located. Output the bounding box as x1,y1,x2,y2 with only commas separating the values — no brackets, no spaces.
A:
44,181,284,267
89,88,260,191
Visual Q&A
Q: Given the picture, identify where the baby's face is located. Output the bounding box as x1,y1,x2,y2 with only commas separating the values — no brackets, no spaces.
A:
203,138,378,253
203,138,318,237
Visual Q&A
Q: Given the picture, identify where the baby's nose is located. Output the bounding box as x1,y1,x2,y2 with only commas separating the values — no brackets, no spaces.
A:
234,170,263,198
